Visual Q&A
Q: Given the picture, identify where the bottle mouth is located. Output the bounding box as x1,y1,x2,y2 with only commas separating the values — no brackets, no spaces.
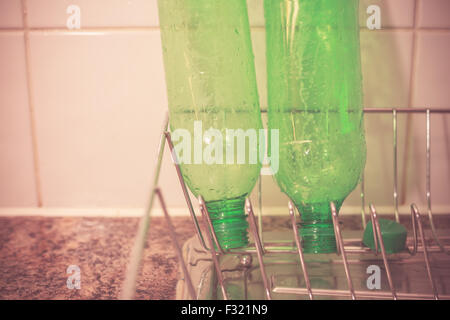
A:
295,200,343,254
298,222,337,254
205,196,249,250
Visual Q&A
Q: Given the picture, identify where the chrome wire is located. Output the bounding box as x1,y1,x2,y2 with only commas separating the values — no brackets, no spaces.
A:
125,108,450,300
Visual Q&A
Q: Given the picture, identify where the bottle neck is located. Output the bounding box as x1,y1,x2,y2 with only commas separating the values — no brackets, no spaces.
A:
205,196,249,250
296,200,343,254
296,200,343,224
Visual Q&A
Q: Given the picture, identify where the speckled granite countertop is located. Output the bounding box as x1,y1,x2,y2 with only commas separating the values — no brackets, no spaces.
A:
0,215,449,299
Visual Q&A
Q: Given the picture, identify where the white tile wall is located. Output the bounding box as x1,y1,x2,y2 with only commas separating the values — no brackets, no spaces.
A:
405,113,450,211
0,33,37,206
249,0,417,28
246,0,265,27
26,0,159,28
28,30,182,206
360,0,416,28
0,0,448,213
414,32,450,108
251,29,267,108
0,0,23,28
360,30,414,108
418,0,450,28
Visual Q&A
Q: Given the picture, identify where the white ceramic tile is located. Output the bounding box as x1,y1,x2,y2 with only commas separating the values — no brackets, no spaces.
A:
17,0,448,211
256,112,433,210
243,17,416,110
250,30,414,209
429,114,450,207
413,32,450,108
251,28,267,109
0,0,23,28
403,113,450,209
360,30,413,108
252,29,415,111
365,112,450,211
362,113,410,207
0,33,38,206
247,0,265,27
29,30,185,207
26,0,159,28
418,0,450,28
358,111,449,210
359,0,416,28
248,0,416,29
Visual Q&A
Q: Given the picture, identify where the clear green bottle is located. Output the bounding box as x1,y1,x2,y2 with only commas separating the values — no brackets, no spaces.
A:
158,0,263,249
264,0,366,253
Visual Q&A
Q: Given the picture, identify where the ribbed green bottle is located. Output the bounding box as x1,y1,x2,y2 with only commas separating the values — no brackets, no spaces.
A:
158,0,262,249
264,0,366,253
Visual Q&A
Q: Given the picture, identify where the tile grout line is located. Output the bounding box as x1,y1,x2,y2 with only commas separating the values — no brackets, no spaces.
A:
2,4,446,210
21,0,43,207
409,0,421,109
26,26,161,32
400,0,421,206
0,27,450,34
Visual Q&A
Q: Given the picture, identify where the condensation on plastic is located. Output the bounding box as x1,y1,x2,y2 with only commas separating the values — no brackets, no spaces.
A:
264,0,367,253
158,0,263,249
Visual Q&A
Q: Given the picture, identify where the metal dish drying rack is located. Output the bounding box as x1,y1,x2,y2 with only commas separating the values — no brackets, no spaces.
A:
123,107,450,300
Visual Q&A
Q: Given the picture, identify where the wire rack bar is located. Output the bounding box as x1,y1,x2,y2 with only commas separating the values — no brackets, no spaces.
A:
198,196,229,300
288,201,313,300
369,204,397,299
393,109,400,223
156,188,197,300
425,110,450,255
123,107,450,300
410,204,439,299
361,108,450,113
270,285,450,300
198,195,225,254
246,199,272,300
360,173,366,229
121,114,168,299
331,202,356,300
165,131,209,251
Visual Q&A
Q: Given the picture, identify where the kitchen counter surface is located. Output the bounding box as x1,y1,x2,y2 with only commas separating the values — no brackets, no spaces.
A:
0,215,449,299
0,216,195,299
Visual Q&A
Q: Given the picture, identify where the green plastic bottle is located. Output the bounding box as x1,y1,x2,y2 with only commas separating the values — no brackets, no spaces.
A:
264,0,367,253
158,0,263,249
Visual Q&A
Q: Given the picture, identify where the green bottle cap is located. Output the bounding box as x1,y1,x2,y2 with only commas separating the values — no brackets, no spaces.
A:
362,218,407,254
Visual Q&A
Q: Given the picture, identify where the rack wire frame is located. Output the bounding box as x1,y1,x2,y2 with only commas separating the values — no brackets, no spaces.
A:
123,107,450,300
